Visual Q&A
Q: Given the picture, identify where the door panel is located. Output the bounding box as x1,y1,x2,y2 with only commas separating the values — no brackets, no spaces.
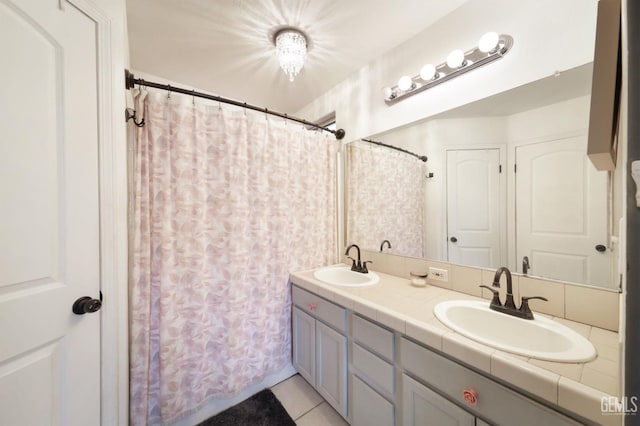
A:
316,321,347,418
446,149,502,268
351,374,394,426
292,306,316,386
0,0,101,424
516,137,610,286
402,374,475,426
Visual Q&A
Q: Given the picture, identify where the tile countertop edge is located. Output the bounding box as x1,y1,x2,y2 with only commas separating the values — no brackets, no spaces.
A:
289,265,621,426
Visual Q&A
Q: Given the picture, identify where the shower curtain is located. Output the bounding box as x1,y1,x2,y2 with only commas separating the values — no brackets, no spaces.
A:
347,141,425,257
129,90,339,425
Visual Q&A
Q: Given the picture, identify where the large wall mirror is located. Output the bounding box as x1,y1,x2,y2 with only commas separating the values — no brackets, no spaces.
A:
345,62,622,290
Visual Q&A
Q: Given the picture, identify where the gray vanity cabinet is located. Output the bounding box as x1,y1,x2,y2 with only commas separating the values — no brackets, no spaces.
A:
316,321,348,416
292,306,316,385
291,284,586,426
350,314,396,426
351,373,395,426
402,374,475,426
292,287,348,419
400,338,582,426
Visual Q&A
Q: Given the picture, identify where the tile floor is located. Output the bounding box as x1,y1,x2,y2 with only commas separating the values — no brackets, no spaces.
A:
270,374,348,426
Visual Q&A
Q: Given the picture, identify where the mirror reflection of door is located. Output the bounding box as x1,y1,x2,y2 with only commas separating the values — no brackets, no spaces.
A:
515,136,611,286
446,149,503,268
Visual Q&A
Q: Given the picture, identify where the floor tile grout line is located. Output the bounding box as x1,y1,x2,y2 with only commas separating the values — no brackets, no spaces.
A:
292,401,325,421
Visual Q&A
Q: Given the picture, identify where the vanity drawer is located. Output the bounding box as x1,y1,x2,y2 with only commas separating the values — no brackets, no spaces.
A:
292,286,346,333
351,374,394,426
352,343,394,395
352,314,394,361
400,338,581,426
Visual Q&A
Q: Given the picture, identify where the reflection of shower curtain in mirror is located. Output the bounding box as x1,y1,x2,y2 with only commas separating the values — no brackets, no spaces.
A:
129,90,340,425
347,141,425,257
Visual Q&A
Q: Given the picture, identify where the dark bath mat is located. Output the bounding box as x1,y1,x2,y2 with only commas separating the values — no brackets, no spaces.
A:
196,389,296,426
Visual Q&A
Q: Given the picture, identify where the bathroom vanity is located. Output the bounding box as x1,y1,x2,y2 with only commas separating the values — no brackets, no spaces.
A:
290,266,621,426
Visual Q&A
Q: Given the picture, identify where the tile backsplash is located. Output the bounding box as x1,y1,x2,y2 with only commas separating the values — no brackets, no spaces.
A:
343,250,621,332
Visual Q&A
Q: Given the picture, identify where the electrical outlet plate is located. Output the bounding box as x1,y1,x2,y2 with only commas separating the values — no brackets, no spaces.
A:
429,267,448,282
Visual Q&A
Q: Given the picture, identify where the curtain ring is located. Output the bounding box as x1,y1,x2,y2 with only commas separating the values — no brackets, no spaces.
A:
243,102,247,116
284,113,288,126
167,85,171,99
264,108,268,121
192,89,195,106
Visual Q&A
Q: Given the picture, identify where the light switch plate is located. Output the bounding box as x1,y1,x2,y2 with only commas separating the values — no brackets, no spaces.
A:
429,267,448,282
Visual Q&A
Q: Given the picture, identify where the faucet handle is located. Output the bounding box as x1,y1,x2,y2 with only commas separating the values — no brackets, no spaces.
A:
362,260,373,273
479,285,502,307
521,296,548,303
347,256,358,271
519,296,548,319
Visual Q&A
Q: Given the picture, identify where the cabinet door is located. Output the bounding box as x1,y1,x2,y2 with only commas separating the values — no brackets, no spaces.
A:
352,374,394,426
402,374,475,426
316,321,348,418
292,306,316,386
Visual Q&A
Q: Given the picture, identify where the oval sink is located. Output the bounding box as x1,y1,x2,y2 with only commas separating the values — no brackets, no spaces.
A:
313,266,379,287
434,300,596,362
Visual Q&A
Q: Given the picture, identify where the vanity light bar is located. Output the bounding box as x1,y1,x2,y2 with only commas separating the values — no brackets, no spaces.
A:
383,33,514,105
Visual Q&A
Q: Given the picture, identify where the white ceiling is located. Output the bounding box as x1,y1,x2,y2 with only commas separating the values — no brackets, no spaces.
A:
126,0,469,113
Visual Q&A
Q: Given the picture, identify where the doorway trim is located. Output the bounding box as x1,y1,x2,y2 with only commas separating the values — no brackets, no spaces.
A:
67,0,129,423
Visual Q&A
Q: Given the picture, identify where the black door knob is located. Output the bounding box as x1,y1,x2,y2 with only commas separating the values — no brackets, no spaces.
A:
595,244,607,252
450,236,458,243
72,296,102,315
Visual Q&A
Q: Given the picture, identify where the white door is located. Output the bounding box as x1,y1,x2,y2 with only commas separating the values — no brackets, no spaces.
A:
446,149,502,268
0,0,102,424
515,136,611,286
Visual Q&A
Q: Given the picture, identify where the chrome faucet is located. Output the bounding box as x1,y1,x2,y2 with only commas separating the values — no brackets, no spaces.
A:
380,239,392,252
522,256,531,275
345,244,371,273
479,266,547,320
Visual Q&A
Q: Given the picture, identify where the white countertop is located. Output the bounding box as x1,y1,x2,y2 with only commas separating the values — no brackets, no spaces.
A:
290,264,622,426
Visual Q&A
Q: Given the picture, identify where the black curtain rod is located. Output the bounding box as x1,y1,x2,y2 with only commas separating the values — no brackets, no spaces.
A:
124,70,346,140
360,138,428,162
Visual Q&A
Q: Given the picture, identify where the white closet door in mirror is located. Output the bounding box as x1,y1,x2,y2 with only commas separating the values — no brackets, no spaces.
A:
446,149,503,268
515,136,611,287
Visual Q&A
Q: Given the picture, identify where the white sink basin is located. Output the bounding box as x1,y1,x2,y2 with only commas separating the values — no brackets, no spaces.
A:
434,300,596,362
313,266,379,287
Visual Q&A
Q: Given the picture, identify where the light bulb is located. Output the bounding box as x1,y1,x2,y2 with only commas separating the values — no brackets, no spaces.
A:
398,76,413,91
446,50,465,68
383,87,394,99
478,32,499,53
420,64,437,81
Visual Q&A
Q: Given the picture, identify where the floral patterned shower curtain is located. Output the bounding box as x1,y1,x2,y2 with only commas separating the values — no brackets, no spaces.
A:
347,141,425,258
129,90,339,425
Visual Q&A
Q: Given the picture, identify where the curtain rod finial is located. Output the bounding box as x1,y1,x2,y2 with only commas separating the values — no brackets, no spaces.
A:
335,129,346,140
125,69,136,90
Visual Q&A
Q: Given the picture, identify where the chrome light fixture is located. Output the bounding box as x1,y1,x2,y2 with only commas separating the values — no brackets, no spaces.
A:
274,28,308,82
383,32,514,105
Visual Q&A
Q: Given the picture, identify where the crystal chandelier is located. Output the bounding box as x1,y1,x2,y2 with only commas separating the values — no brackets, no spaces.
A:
275,28,307,82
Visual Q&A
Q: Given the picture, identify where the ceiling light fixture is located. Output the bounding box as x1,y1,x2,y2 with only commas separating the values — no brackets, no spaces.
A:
274,28,308,82
383,32,514,105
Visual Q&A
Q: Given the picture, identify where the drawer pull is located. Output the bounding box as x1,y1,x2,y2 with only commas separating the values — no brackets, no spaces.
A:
463,389,478,406
308,303,317,311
